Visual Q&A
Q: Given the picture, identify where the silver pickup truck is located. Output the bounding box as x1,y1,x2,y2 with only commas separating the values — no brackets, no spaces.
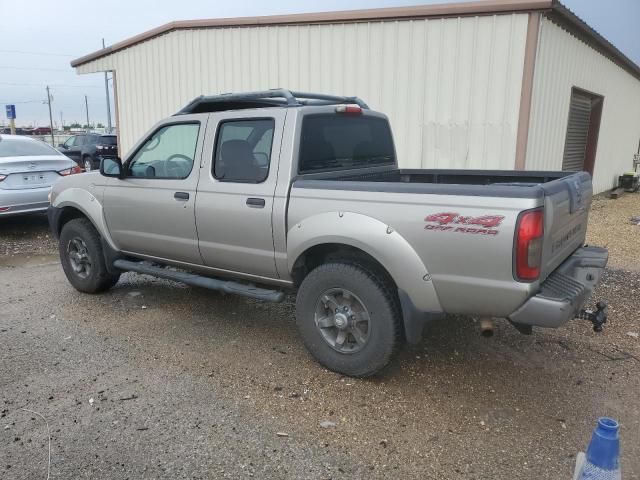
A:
48,89,608,377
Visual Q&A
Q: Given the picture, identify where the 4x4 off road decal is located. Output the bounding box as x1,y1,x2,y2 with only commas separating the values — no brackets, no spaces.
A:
424,212,505,236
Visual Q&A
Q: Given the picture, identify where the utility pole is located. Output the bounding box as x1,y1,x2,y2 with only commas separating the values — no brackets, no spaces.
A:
84,95,90,132
102,38,112,133
46,86,55,145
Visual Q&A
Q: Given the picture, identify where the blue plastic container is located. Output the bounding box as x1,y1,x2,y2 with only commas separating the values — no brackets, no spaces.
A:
578,417,621,480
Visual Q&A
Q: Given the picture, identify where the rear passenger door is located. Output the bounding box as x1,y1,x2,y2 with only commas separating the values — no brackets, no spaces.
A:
195,110,285,279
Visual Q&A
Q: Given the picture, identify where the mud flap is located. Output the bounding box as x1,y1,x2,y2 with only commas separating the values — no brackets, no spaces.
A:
398,289,443,344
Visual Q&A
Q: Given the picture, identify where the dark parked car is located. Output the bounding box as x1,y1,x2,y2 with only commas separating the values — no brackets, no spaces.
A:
58,134,118,171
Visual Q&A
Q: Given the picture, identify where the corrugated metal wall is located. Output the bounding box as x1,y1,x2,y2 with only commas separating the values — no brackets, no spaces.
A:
78,14,529,167
526,18,640,193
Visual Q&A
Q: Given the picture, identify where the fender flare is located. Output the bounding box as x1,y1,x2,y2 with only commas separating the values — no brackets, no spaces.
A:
287,211,442,315
52,188,118,251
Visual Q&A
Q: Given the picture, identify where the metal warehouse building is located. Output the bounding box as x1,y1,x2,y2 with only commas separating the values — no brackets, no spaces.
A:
71,0,640,193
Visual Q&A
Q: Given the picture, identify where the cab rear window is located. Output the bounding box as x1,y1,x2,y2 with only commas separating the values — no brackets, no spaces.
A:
298,114,395,174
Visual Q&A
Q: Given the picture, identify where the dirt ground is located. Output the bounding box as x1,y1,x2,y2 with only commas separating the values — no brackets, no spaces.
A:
1,199,639,479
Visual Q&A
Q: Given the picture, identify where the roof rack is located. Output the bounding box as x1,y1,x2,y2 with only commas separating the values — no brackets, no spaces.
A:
175,89,369,115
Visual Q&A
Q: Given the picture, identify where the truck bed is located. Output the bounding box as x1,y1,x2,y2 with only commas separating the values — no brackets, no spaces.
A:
294,168,586,199
290,167,593,317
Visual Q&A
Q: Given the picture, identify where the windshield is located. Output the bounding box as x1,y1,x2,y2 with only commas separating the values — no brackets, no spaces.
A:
0,137,62,157
299,114,395,174
99,136,117,145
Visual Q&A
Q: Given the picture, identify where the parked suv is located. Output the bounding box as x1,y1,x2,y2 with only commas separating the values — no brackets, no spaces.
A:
48,90,608,377
58,134,118,171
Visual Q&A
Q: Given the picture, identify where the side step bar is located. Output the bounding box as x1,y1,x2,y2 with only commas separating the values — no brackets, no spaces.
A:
113,259,285,303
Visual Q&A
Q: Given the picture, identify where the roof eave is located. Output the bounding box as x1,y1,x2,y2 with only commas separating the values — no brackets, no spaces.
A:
545,2,640,81
70,0,554,67
70,0,640,82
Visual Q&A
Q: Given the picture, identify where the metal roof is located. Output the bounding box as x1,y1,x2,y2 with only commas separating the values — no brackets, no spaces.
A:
70,0,640,81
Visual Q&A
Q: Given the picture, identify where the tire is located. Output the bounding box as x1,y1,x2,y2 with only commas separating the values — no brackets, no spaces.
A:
59,218,120,293
83,156,94,172
295,262,402,377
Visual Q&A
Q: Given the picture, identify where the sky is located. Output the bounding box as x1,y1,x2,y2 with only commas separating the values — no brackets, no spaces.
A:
0,0,638,127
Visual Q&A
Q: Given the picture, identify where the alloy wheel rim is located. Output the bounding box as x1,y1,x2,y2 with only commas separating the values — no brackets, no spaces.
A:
314,288,370,354
84,160,92,171
67,237,92,279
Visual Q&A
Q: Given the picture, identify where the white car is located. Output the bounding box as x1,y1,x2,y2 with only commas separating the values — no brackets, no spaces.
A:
0,134,81,216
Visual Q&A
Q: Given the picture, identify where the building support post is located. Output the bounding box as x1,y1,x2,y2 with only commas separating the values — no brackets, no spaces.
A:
515,12,541,171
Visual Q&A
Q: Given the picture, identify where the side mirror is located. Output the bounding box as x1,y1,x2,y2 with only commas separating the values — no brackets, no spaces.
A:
100,157,124,179
58,143,67,149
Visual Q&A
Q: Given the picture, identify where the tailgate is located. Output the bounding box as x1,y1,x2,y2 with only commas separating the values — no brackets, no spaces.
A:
539,171,592,280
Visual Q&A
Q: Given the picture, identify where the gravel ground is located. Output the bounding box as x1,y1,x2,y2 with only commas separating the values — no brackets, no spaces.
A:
586,193,640,270
1,197,639,479
0,214,56,257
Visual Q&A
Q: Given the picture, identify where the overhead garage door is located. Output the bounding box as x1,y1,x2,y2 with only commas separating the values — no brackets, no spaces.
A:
562,90,592,171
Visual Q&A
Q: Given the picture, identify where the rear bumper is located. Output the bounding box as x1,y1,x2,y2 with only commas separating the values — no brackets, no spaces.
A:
508,246,608,328
0,187,50,216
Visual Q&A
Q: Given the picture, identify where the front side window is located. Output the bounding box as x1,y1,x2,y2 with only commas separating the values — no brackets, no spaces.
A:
213,119,274,183
128,123,200,179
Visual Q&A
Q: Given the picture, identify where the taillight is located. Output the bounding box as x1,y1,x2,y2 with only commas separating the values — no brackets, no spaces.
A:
335,105,362,114
58,165,83,176
515,209,544,281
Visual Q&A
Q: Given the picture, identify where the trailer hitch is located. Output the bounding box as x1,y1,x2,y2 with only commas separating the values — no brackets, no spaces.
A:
576,301,608,332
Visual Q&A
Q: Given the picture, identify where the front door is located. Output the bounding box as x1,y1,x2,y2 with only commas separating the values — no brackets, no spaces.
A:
195,110,285,279
102,115,207,265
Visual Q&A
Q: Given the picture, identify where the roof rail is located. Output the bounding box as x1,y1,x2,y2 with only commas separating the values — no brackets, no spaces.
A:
175,88,369,115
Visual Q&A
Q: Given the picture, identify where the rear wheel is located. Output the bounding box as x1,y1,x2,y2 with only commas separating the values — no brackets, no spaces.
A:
295,262,402,377
83,157,94,172
59,218,120,293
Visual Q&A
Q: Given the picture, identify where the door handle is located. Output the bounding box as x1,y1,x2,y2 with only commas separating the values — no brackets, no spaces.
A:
174,192,189,200
246,197,265,208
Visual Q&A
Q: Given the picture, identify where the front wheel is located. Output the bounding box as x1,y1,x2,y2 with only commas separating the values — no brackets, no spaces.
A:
59,218,120,293
295,262,402,377
83,157,94,172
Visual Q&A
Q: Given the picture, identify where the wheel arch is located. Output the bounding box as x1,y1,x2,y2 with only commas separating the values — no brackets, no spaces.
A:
287,211,442,315
51,188,117,250
291,243,395,289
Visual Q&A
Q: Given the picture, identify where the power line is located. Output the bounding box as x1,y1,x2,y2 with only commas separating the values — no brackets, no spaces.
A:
0,49,75,57
0,96,102,104
0,82,103,89
0,100,44,104
0,65,71,72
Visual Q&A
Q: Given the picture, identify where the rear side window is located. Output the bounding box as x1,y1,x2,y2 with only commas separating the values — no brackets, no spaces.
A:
213,119,274,183
298,114,395,174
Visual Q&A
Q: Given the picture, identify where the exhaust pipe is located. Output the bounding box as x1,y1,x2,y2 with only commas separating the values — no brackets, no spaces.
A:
479,317,494,337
